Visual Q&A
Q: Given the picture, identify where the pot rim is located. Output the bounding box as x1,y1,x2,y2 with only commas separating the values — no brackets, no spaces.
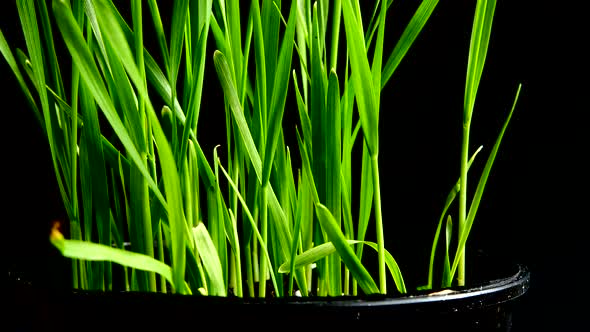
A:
283,263,530,308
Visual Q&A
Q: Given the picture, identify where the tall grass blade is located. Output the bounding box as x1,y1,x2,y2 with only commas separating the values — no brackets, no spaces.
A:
326,68,342,296
51,0,166,207
261,0,297,186
422,146,482,290
341,0,378,156
451,83,521,279
458,0,497,285
213,50,263,184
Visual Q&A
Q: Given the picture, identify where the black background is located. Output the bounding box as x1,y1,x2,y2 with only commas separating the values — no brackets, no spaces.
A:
1,1,586,330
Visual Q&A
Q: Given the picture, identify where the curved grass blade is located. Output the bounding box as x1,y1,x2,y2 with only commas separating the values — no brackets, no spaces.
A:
278,239,406,294
50,225,174,289
314,203,379,295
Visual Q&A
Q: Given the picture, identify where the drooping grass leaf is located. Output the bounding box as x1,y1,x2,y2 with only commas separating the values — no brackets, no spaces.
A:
50,226,175,289
314,203,379,295
278,237,406,294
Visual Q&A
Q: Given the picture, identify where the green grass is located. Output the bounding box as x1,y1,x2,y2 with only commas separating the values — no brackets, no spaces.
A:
2,0,520,298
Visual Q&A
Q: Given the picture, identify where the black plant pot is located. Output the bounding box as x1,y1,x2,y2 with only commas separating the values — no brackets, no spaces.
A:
8,254,529,332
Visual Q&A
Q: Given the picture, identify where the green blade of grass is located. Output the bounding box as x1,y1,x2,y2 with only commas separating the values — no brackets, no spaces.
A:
193,222,227,296
381,0,439,88
19,0,79,269
35,0,64,96
83,0,112,76
310,2,328,208
464,0,496,123
213,50,263,184
371,0,386,97
178,0,212,171
341,0,378,156
314,203,379,295
50,229,175,289
79,79,112,290
212,146,229,289
146,0,169,73
261,0,281,96
451,83,521,279
261,0,297,186
167,0,188,102
442,215,453,288
51,0,166,208
149,105,189,294
250,0,268,148
0,29,41,125
458,0,497,285
59,0,193,293
352,143,372,294
326,68,342,296
287,169,311,296
99,31,154,291
422,146,482,290
292,70,312,158
167,0,189,157
278,230,407,294
329,0,341,70
217,157,280,295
